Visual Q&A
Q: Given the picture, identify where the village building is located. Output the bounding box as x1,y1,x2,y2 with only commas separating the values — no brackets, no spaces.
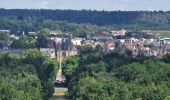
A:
89,32,113,40
81,40,95,46
0,29,10,33
160,38,170,45
71,38,83,46
28,32,38,36
50,31,58,35
111,29,126,36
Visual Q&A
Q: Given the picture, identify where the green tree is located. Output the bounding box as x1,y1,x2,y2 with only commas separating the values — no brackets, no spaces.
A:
10,35,36,49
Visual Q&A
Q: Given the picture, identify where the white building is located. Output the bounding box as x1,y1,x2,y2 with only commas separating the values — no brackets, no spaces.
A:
160,38,170,45
0,30,10,33
71,38,83,46
53,37,63,44
28,32,37,36
50,31,62,35
111,29,126,36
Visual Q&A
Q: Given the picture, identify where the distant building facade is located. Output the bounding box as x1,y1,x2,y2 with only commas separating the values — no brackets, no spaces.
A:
111,29,126,36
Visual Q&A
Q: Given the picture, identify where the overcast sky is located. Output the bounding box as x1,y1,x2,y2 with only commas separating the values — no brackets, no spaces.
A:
0,0,169,11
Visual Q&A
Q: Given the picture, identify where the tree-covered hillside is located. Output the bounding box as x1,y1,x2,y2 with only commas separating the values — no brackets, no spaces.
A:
0,9,170,25
0,9,170,33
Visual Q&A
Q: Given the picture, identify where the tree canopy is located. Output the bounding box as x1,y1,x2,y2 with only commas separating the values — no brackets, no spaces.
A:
62,46,170,100
0,49,59,100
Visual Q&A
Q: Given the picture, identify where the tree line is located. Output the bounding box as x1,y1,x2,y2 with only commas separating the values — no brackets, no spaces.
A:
1,9,170,25
0,9,170,35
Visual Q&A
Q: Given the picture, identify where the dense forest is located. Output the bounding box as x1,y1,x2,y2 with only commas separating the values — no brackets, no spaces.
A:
62,46,170,100
1,9,170,34
1,9,170,25
0,49,58,99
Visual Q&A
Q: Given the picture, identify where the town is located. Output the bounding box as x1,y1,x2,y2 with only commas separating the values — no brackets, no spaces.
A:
1,9,170,100
1,29,170,59
1,1,170,99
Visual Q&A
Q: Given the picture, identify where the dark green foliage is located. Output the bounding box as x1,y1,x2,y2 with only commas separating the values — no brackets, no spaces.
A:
162,54,170,63
1,9,170,37
36,28,50,48
0,9,170,26
22,49,59,99
0,52,42,100
0,49,59,100
0,32,9,41
62,55,80,81
10,35,36,49
0,74,42,100
63,47,170,100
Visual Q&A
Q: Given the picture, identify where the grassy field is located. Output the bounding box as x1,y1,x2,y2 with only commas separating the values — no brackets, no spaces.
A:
151,31,170,38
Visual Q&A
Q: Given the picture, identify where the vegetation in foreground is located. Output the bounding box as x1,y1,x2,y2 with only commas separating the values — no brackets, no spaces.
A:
63,46,170,100
0,49,58,100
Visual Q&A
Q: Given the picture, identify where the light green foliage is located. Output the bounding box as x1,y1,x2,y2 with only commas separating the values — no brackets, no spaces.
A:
152,32,170,38
164,96,170,100
39,28,50,36
162,54,170,63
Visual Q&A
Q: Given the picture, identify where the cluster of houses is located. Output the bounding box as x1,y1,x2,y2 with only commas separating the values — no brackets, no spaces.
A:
1,29,170,59
81,30,170,58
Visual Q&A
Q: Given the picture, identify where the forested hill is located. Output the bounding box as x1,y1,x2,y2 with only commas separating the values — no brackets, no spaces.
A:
0,9,170,25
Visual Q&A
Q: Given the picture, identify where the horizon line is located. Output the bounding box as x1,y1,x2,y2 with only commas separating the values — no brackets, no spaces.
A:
0,8,169,12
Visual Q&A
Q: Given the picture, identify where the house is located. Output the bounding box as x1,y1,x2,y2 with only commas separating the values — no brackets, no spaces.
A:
71,38,83,46
56,38,78,59
124,37,139,44
81,40,95,46
104,41,115,50
111,29,126,36
90,33,113,40
50,31,62,35
164,44,170,54
160,38,170,45
28,32,37,36
53,37,62,44
0,30,10,33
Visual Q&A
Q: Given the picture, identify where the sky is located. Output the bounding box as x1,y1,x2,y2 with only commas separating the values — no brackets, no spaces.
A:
0,0,170,11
